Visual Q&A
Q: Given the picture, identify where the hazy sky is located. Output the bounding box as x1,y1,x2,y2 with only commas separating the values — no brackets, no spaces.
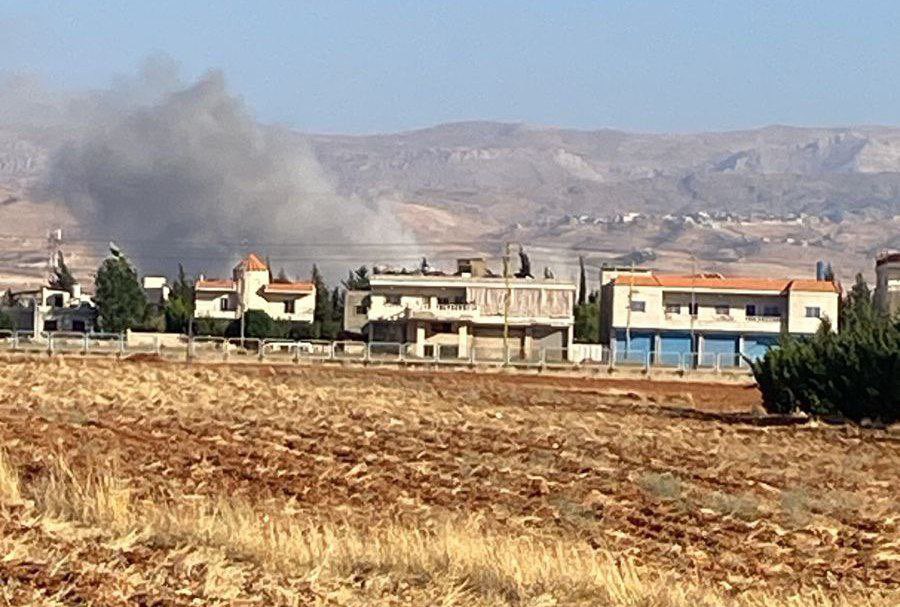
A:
2,1,899,134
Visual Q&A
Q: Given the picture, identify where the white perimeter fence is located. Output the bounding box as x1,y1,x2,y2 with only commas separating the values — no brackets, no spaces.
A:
0,330,754,376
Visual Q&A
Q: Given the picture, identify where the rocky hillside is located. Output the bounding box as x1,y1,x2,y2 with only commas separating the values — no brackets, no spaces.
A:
1,121,899,285
308,122,900,223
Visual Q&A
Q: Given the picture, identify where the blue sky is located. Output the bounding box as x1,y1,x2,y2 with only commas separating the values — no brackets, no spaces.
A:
2,1,899,134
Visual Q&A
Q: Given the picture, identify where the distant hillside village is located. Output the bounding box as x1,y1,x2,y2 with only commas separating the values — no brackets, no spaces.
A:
1,244,897,366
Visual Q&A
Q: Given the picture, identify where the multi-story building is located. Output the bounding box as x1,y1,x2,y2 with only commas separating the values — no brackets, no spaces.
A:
3,284,97,333
344,258,576,360
874,252,900,317
194,253,316,323
600,272,840,365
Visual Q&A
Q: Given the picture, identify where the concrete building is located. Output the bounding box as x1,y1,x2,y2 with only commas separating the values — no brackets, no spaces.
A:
3,284,97,333
194,253,316,323
142,276,171,307
874,252,900,317
600,272,840,365
344,258,576,360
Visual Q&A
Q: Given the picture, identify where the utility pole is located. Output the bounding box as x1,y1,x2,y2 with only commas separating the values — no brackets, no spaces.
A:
625,260,634,352
502,241,511,362
690,255,697,365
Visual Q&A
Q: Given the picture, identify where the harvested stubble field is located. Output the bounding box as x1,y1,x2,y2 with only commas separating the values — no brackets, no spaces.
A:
0,358,897,606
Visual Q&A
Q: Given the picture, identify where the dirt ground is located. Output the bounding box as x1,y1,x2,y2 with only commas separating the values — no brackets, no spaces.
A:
0,357,897,604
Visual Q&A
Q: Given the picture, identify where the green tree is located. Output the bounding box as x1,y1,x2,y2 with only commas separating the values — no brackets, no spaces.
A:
574,301,600,343
49,251,77,293
94,253,146,333
309,265,340,339
0,309,14,331
164,263,195,334
231,309,275,339
578,256,587,306
342,266,370,291
751,278,900,423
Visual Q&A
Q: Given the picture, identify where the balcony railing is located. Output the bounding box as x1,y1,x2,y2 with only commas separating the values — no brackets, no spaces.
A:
433,302,477,311
746,315,782,322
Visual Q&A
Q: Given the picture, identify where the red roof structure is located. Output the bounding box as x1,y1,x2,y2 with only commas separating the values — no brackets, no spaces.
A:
234,253,269,272
612,274,840,293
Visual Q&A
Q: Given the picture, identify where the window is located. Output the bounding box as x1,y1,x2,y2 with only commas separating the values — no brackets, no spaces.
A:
688,302,699,316
745,304,757,317
220,297,231,311
72,320,86,333
284,299,295,314
432,322,452,333
43,320,58,331
385,294,402,305
763,305,781,317
715,304,730,315
354,305,367,315
629,300,646,312
665,303,681,314
805,306,821,318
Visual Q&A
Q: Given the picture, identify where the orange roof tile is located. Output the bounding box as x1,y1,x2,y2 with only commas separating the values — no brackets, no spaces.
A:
196,279,235,290
264,282,315,293
612,274,840,293
234,253,268,272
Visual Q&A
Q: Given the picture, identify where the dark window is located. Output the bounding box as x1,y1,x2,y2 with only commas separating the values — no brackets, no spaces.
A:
715,304,730,315
763,306,781,317
432,322,452,333
805,306,821,318
354,305,367,315
220,297,231,311
664,303,680,314
44,320,58,331
688,302,699,315
437,297,451,305
72,320,86,333
745,304,756,316
385,294,402,305
630,300,646,312
284,299,295,314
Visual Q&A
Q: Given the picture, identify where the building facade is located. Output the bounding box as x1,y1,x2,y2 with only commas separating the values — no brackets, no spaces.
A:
3,285,97,333
874,252,900,317
345,259,576,360
194,254,316,323
601,272,840,365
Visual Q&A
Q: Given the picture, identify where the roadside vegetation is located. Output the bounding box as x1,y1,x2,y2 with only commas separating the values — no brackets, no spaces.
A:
751,274,900,423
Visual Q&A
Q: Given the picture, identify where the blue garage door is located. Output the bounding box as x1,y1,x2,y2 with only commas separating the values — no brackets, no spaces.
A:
703,334,739,367
743,335,778,361
615,330,653,364
658,332,692,366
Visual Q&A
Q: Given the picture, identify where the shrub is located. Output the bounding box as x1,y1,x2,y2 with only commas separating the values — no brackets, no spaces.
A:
750,280,900,423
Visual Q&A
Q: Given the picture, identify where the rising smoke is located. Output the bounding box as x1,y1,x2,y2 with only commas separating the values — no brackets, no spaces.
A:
35,57,412,278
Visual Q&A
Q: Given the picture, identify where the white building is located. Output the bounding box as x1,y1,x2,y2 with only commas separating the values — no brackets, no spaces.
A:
142,276,171,307
874,252,900,317
4,284,97,333
600,272,840,365
194,253,316,323
344,258,576,360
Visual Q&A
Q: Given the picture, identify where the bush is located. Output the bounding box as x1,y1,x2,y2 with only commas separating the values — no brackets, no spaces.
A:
750,288,900,423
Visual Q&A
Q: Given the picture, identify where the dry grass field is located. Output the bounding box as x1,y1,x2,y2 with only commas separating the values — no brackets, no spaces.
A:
0,357,897,606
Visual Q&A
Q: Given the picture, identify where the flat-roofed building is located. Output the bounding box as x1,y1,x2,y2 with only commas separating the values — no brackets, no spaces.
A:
347,258,576,360
194,253,316,323
600,272,840,366
875,252,900,316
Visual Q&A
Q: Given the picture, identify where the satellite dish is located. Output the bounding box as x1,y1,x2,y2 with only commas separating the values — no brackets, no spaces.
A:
109,242,121,257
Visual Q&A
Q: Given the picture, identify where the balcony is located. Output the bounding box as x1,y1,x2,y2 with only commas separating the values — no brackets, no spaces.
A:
406,302,479,320
746,315,782,323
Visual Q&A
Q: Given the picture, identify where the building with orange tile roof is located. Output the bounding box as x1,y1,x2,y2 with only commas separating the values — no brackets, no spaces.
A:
194,254,316,324
599,269,840,368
